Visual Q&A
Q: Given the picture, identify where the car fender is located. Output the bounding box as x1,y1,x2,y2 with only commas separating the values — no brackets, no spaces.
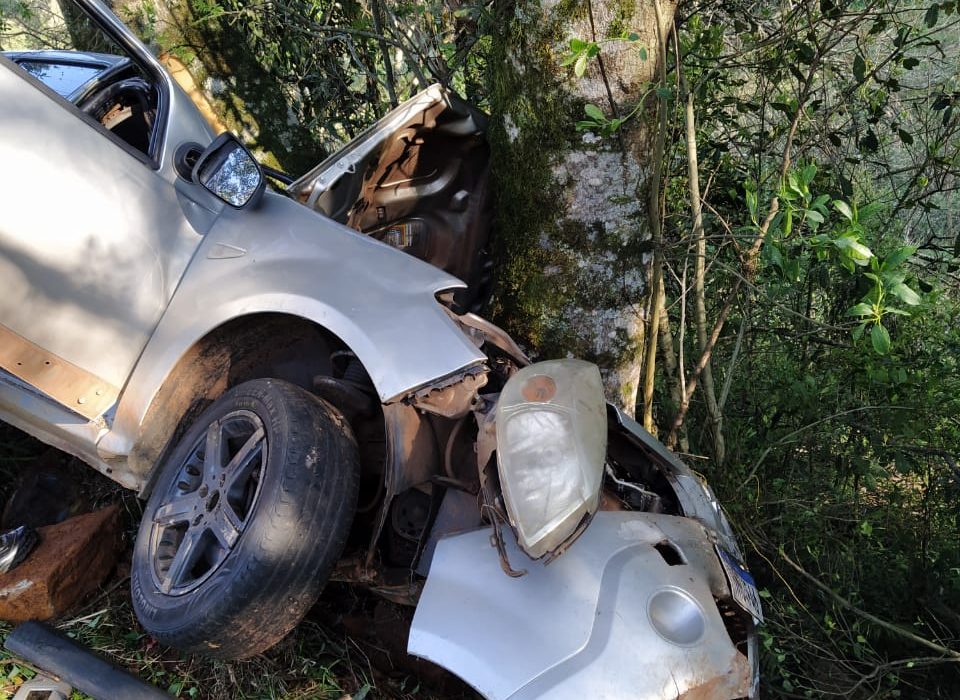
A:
98,191,486,461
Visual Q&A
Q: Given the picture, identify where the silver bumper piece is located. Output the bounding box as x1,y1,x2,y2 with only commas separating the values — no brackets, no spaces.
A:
409,511,755,699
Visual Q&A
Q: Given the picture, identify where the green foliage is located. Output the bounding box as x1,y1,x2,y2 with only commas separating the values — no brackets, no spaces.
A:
560,32,649,136
653,1,960,696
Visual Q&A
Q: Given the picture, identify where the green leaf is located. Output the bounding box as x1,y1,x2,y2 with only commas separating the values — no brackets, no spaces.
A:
638,46,648,61
898,128,915,145
605,117,624,133
860,520,873,536
871,323,891,354
584,103,605,121
890,282,922,305
925,3,940,27
574,53,588,77
569,38,587,52
767,244,783,270
805,209,825,225
655,86,673,100
627,32,640,41
745,189,758,222
885,307,912,316
883,245,916,269
882,269,906,286
834,200,854,221
853,322,867,341
853,53,866,82
834,237,873,261
903,56,920,69
846,303,874,317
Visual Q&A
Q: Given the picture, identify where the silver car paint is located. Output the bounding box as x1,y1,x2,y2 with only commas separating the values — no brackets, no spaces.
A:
98,192,488,463
409,511,755,699
0,58,200,391
1,0,487,485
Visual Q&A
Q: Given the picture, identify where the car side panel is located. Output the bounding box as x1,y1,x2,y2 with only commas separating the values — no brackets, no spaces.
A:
97,191,487,461
0,60,202,391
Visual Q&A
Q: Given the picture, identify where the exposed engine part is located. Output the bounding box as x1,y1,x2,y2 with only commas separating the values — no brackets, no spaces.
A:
604,464,666,513
365,402,440,567
391,488,432,542
411,366,487,418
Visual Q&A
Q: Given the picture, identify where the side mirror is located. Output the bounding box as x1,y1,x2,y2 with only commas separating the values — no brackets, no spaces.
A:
191,133,265,209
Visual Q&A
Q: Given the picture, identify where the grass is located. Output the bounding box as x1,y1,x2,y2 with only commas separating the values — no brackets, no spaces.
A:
0,425,470,700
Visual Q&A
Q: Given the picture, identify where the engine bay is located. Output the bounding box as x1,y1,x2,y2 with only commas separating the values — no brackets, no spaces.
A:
288,87,493,310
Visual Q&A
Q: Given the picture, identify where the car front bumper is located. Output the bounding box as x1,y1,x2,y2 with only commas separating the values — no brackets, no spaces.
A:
409,508,759,699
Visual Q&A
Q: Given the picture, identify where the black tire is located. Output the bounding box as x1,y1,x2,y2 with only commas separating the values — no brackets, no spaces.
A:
131,379,359,659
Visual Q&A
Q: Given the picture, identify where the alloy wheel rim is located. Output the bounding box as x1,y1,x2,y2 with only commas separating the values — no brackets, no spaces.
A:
148,409,267,596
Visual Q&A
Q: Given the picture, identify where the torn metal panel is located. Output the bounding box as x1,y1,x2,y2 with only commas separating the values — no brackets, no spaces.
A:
364,402,442,566
445,310,531,366
410,511,755,700
410,366,488,418
608,404,744,559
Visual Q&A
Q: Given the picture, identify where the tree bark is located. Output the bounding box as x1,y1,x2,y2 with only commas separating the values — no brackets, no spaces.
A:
487,0,676,415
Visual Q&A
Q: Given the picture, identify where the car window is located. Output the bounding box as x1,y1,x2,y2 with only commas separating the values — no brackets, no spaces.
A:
17,59,101,96
0,1,162,161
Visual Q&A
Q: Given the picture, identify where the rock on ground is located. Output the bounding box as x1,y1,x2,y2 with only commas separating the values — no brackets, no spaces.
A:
0,505,123,622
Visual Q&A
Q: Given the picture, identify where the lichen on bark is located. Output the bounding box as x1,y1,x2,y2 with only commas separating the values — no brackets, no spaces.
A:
488,0,672,413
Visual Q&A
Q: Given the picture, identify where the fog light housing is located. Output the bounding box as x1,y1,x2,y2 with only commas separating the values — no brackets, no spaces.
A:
648,588,707,646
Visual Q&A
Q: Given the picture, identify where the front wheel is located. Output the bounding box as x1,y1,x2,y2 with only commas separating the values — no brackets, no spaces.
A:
131,379,359,659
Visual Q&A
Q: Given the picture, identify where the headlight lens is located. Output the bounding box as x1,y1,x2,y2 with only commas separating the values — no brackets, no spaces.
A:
496,360,606,559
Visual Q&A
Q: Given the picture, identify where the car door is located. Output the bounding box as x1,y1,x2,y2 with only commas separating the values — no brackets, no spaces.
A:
0,1,203,420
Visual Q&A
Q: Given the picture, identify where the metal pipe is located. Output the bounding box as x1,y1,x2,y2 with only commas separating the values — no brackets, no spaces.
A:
5,621,170,700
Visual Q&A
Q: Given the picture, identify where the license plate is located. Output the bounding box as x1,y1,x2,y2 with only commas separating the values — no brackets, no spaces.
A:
716,546,763,623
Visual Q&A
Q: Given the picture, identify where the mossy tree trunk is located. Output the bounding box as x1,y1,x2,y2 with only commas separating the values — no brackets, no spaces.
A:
487,0,676,415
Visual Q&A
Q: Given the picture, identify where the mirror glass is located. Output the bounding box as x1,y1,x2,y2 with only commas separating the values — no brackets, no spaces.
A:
199,144,262,207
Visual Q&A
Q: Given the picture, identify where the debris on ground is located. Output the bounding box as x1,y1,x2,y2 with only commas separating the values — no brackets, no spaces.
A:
0,526,38,575
0,505,123,622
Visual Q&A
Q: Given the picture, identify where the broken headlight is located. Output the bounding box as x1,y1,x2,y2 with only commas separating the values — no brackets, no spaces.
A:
495,360,606,559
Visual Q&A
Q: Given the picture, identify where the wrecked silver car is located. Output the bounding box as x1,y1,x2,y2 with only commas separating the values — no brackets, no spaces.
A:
0,0,760,696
